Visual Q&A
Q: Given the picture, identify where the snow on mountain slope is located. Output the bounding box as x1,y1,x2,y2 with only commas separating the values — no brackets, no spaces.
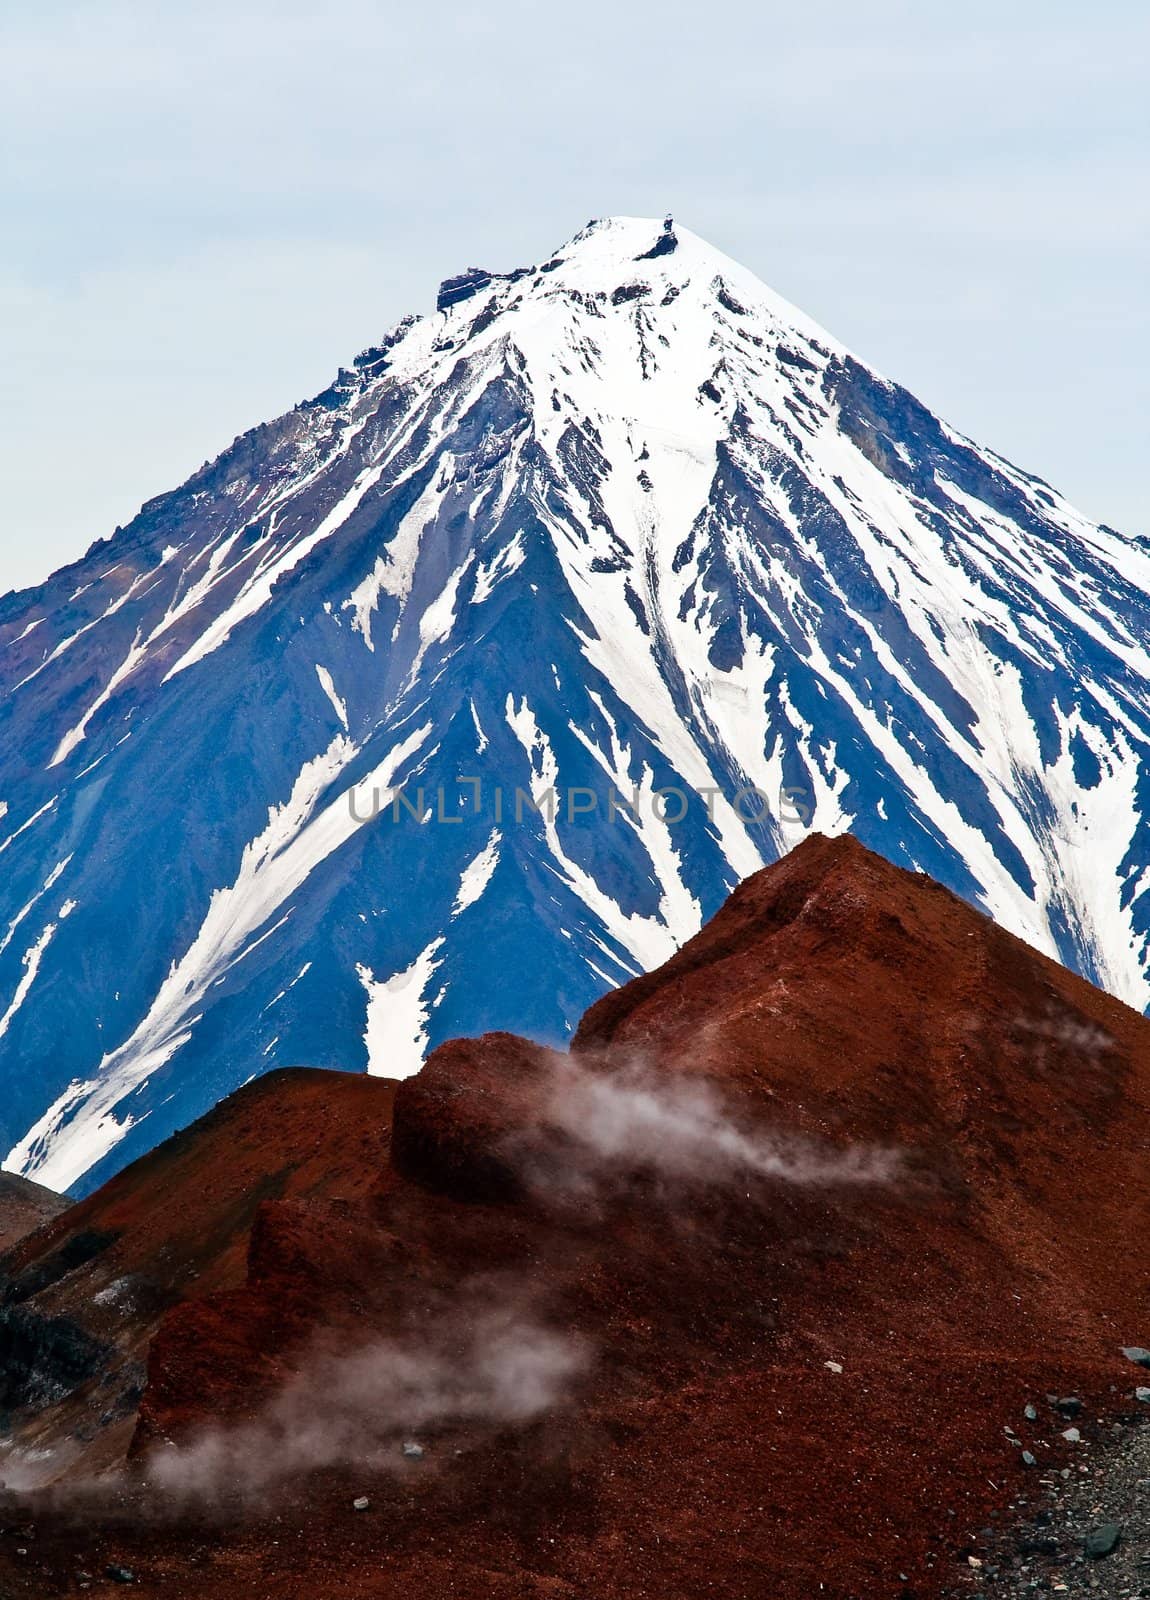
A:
2,215,1149,1193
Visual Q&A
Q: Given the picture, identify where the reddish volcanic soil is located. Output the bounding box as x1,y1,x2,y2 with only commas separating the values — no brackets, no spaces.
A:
0,1173,68,1252
0,1070,395,1476
2,833,1149,1600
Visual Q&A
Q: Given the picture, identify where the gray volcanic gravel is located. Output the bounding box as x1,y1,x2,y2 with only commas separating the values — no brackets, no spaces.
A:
947,1401,1150,1598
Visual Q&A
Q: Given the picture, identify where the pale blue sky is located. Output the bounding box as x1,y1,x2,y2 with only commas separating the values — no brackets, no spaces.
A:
1,0,1147,597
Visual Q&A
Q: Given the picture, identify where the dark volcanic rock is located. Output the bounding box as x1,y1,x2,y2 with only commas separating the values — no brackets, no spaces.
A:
0,1305,111,1411
2,1229,119,1306
436,268,494,312
1083,1521,1122,1559
637,228,678,259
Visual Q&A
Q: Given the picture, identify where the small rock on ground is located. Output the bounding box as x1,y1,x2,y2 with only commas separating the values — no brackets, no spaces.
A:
1083,1521,1122,1560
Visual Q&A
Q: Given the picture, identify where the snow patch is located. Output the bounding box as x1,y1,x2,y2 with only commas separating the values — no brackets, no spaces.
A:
0,923,58,1045
452,830,501,917
316,665,349,729
357,939,445,1079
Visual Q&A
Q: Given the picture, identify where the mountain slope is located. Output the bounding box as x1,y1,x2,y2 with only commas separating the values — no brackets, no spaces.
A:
2,215,1149,1192
0,1174,67,1252
3,835,1149,1599
0,1069,393,1481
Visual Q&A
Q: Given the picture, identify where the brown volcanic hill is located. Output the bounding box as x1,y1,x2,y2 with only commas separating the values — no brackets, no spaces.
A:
0,1173,68,1252
3,833,1150,1600
0,1068,394,1481
574,829,1147,1236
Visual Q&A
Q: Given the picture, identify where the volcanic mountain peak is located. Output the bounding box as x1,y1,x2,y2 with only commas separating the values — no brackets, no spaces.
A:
426,212,844,355
2,216,1150,1193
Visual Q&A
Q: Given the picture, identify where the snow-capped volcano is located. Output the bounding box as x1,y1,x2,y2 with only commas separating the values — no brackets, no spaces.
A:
2,215,1149,1193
